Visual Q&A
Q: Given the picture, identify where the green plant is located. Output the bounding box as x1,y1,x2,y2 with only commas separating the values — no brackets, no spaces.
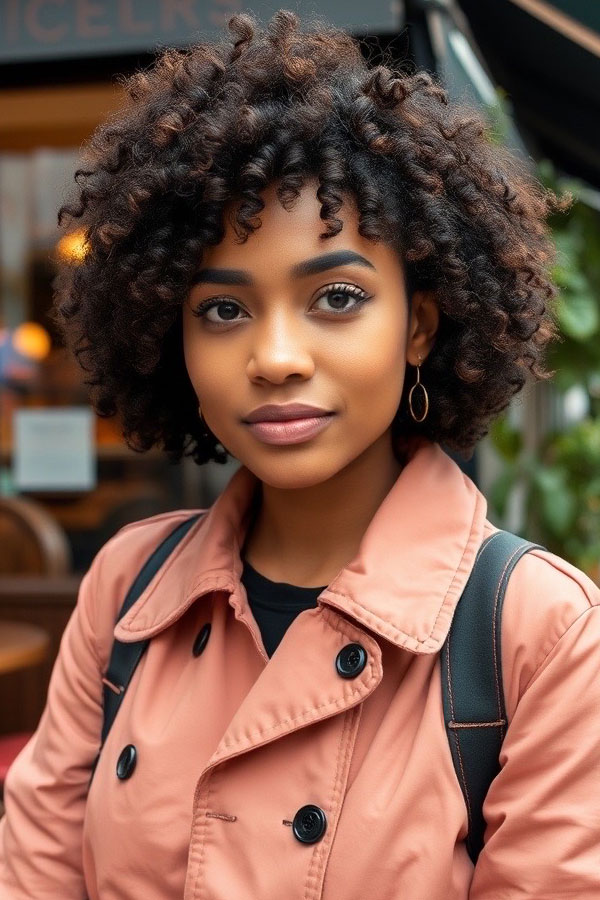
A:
540,161,600,406
488,162,600,582
490,416,600,579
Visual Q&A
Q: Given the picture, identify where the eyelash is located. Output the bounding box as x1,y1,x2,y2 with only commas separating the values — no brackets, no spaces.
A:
191,282,372,326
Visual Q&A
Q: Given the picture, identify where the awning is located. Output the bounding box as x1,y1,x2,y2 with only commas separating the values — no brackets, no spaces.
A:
453,0,600,188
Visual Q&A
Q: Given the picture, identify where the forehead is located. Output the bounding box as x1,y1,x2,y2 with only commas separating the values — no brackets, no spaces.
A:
199,178,403,279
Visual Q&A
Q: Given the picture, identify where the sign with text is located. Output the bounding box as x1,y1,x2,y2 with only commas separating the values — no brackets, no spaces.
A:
13,406,96,491
0,0,398,63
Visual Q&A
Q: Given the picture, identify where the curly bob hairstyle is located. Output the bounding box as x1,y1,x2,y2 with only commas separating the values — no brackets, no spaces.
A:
52,9,566,465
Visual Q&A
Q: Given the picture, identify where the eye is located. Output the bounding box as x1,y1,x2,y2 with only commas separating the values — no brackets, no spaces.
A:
191,297,248,324
312,283,371,315
190,282,372,326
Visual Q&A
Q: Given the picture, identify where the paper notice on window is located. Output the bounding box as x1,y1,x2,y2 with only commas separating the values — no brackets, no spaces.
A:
13,407,96,491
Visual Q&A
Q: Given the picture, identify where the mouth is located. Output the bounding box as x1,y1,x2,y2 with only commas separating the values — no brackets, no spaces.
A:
244,412,336,446
242,403,334,424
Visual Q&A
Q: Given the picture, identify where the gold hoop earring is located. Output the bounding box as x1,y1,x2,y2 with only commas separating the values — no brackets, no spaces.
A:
408,356,429,423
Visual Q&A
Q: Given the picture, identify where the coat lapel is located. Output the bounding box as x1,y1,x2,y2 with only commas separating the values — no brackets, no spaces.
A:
115,440,487,656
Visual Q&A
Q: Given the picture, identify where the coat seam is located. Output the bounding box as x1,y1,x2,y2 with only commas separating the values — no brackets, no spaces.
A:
215,671,377,752
117,575,233,636
527,547,599,607
322,588,428,649
88,542,108,671
520,604,600,695
321,706,361,894
191,774,212,900
215,608,379,753
429,486,485,642
321,493,484,651
304,708,350,900
116,514,209,629
320,591,443,651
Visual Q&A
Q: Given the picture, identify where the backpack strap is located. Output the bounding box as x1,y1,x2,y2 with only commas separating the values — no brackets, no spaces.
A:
441,529,545,866
89,512,204,784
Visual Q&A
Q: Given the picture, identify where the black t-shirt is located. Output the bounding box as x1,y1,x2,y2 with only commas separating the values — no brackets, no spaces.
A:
241,559,326,658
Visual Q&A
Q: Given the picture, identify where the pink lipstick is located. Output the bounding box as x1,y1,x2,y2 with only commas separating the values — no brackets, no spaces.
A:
245,414,335,445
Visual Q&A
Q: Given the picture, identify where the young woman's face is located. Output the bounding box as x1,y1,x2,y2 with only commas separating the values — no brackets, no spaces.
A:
182,178,435,489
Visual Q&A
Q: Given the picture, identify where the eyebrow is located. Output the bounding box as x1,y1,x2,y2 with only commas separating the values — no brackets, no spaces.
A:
190,250,376,286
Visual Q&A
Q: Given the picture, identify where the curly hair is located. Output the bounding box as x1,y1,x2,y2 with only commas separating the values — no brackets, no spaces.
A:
51,9,566,464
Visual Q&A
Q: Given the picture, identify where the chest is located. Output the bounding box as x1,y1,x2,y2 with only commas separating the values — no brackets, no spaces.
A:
83,594,472,899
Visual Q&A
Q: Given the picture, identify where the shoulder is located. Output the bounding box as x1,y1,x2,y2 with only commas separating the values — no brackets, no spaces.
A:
486,522,600,719
79,509,208,663
96,508,208,577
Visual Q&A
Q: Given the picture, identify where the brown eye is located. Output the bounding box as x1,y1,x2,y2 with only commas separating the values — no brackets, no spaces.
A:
312,283,371,315
191,298,247,323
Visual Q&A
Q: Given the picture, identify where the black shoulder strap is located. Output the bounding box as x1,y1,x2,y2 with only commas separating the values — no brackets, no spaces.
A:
89,512,203,784
441,530,545,866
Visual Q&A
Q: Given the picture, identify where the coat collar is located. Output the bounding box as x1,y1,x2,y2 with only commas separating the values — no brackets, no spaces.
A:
114,439,487,655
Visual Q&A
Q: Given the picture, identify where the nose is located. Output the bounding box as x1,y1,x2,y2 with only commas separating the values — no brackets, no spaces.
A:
246,311,315,384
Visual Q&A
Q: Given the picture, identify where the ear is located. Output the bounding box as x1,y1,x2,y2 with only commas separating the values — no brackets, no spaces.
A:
406,290,439,366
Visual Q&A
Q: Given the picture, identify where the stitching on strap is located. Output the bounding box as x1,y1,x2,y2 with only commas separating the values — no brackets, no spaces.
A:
101,677,123,695
492,541,526,739
448,720,506,729
445,636,473,829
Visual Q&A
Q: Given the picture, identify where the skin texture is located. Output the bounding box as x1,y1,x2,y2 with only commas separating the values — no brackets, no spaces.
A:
182,179,439,586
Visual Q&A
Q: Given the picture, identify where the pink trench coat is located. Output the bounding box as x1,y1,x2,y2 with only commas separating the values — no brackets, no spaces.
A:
1,439,600,899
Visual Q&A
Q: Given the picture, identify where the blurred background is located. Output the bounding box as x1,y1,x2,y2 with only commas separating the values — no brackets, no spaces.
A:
0,0,598,767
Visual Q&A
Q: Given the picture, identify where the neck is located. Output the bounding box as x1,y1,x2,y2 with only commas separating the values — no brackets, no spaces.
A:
241,431,407,587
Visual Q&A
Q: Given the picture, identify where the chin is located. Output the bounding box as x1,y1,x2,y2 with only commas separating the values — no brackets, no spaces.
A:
242,449,357,490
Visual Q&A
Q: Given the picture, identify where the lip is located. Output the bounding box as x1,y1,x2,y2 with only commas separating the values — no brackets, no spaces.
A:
245,414,336,445
243,403,333,423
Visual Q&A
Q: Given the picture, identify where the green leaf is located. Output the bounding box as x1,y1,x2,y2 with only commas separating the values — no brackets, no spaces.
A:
532,467,577,537
556,293,600,341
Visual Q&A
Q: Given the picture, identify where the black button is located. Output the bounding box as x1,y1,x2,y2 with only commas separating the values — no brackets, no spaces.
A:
335,643,367,678
192,623,211,657
116,744,137,780
292,805,327,844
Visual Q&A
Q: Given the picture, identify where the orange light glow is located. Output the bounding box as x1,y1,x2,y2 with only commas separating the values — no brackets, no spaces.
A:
12,322,52,361
57,228,88,263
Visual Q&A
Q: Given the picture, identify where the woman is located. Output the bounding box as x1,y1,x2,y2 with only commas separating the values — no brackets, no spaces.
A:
1,10,599,899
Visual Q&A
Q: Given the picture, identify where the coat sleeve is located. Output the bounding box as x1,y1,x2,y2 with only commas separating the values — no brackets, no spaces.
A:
469,598,600,899
0,544,107,899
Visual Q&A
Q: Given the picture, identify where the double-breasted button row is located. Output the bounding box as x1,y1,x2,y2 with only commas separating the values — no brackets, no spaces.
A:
115,744,328,848
115,635,365,852
290,643,366,844
115,623,212,781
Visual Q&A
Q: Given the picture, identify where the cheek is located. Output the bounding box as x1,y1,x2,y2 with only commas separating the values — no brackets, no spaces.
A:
336,315,406,406
185,352,233,405
182,323,226,398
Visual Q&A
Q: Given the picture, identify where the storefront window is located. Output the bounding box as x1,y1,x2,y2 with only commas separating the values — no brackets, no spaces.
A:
0,146,236,575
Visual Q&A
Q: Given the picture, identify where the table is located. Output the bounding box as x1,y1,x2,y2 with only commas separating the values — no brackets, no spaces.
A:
0,621,50,675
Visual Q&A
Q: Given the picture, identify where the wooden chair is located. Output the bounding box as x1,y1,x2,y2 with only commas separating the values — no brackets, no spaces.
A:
0,621,51,802
0,495,72,575
0,498,70,801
